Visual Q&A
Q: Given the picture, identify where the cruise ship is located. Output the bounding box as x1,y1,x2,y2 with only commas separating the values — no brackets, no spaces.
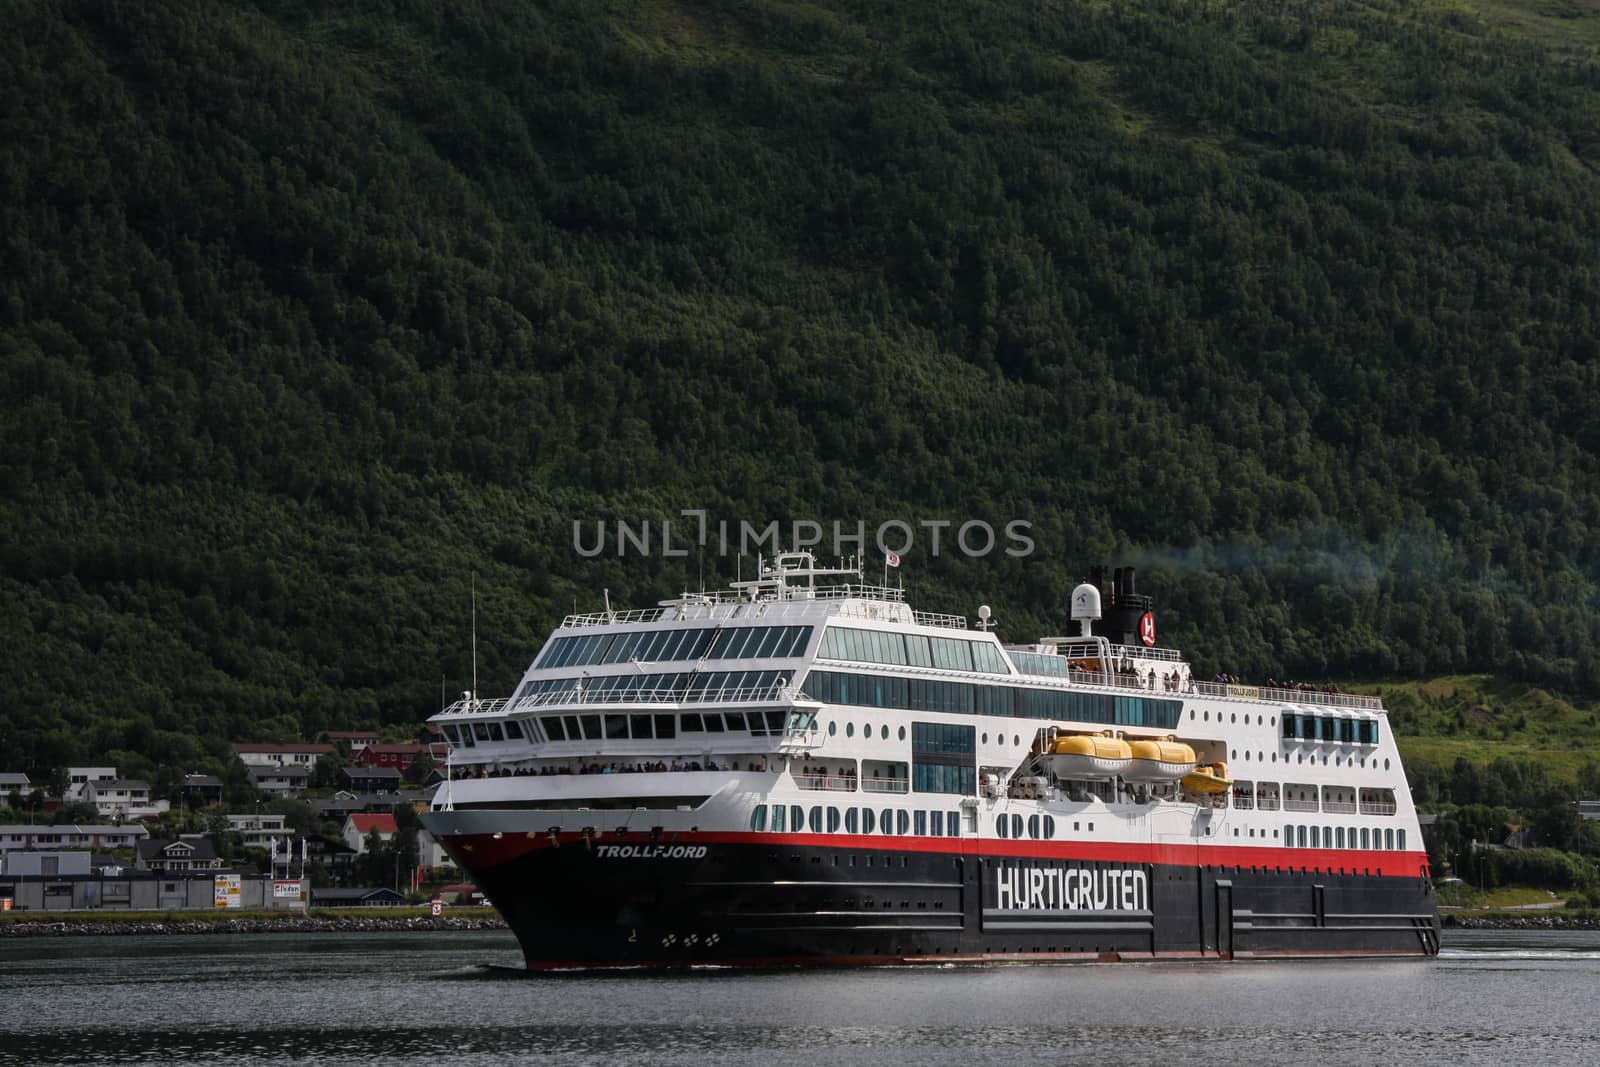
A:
419,554,1440,967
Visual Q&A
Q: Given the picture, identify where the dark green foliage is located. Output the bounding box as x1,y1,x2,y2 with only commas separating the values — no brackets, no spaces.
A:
5,1,1600,769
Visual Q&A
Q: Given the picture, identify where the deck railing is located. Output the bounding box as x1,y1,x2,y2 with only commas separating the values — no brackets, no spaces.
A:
861,778,910,795
1282,798,1319,813
1322,800,1358,815
794,773,857,792
1359,800,1398,816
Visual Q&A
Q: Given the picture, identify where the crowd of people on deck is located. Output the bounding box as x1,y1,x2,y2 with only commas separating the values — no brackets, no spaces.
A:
1212,672,1342,695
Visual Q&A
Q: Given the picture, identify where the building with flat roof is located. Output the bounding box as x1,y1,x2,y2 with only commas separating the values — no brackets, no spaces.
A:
0,824,150,854
232,743,333,769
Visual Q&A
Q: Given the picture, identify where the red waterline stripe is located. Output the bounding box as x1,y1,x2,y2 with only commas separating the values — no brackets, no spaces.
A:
445,829,1430,877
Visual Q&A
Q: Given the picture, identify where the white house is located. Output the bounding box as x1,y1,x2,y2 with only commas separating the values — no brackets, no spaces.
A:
226,812,292,850
82,779,170,820
342,813,397,853
65,766,118,801
233,744,333,769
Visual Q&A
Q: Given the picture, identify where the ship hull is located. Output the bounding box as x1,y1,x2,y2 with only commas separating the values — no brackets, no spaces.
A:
429,827,1441,969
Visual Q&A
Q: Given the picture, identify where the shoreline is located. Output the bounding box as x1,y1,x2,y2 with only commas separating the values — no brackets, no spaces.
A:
1441,911,1600,930
0,909,508,937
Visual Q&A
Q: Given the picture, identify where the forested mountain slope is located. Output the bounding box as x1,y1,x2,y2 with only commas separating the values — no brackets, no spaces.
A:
5,0,1600,774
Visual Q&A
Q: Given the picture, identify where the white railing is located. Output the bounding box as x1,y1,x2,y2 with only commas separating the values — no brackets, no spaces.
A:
1191,680,1382,710
1231,795,1254,810
861,778,910,794
1360,801,1398,816
437,686,814,716
1257,795,1281,811
1322,800,1358,815
794,773,856,792
562,608,672,627
913,610,968,630
1282,798,1319,813
435,697,517,717
1104,642,1184,663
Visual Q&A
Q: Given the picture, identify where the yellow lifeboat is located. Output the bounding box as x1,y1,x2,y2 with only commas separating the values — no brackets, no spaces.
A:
1181,762,1233,795
1122,739,1197,781
1045,733,1132,780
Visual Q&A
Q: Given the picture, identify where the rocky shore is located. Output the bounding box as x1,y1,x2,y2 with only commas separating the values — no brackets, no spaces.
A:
1441,912,1600,930
0,913,508,937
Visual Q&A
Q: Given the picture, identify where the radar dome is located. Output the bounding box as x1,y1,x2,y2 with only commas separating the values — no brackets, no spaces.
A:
1070,582,1102,621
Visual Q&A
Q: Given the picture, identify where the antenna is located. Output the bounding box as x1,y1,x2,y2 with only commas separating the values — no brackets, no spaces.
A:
471,573,478,703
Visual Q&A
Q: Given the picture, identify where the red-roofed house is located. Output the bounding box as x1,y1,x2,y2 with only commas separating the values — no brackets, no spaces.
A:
342,812,398,854
352,743,449,770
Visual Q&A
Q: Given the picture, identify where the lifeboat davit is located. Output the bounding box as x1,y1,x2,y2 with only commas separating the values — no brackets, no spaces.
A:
1045,734,1132,780
1122,739,1197,781
1181,762,1232,795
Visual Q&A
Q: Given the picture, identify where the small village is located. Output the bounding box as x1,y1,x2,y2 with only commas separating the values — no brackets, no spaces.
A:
0,729,479,914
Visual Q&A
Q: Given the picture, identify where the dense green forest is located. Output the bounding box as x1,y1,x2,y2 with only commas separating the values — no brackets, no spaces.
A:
5,0,1600,777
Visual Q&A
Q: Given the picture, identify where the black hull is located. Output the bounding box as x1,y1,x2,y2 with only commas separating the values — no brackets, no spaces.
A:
443,832,1440,968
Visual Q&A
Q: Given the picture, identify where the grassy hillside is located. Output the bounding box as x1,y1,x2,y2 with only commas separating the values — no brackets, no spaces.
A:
1381,675,1600,785
5,0,1600,773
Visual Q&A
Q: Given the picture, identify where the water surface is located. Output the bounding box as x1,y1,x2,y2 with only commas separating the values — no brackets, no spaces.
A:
1,928,1594,1064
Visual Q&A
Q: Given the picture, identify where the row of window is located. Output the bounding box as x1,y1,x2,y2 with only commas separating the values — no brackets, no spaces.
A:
536,625,813,670
517,670,792,704
751,803,965,838
1281,712,1380,745
995,813,1063,839
1288,825,1407,851
1009,651,1071,678
444,707,807,746
805,670,1181,728
818,627,1011,674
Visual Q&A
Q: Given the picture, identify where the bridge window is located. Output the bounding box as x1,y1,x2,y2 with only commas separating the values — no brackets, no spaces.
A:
750,807,767,832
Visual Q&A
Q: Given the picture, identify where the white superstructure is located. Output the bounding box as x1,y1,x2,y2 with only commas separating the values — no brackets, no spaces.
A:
427,554,1420,868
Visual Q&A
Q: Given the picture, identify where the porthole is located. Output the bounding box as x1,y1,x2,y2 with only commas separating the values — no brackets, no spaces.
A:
1013,734,1020,747
882,725,889,740
1384,758,1391,770
982,732,989,744
828,721,837,736
1271,753,1276,762
1231,749,1237,759
846,723,855,738
1190,710,1196,719
898,726,905,741
1203,711,1210,722
1244,751,1251,761
1230,713,1236,724
1270,717,1276,726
